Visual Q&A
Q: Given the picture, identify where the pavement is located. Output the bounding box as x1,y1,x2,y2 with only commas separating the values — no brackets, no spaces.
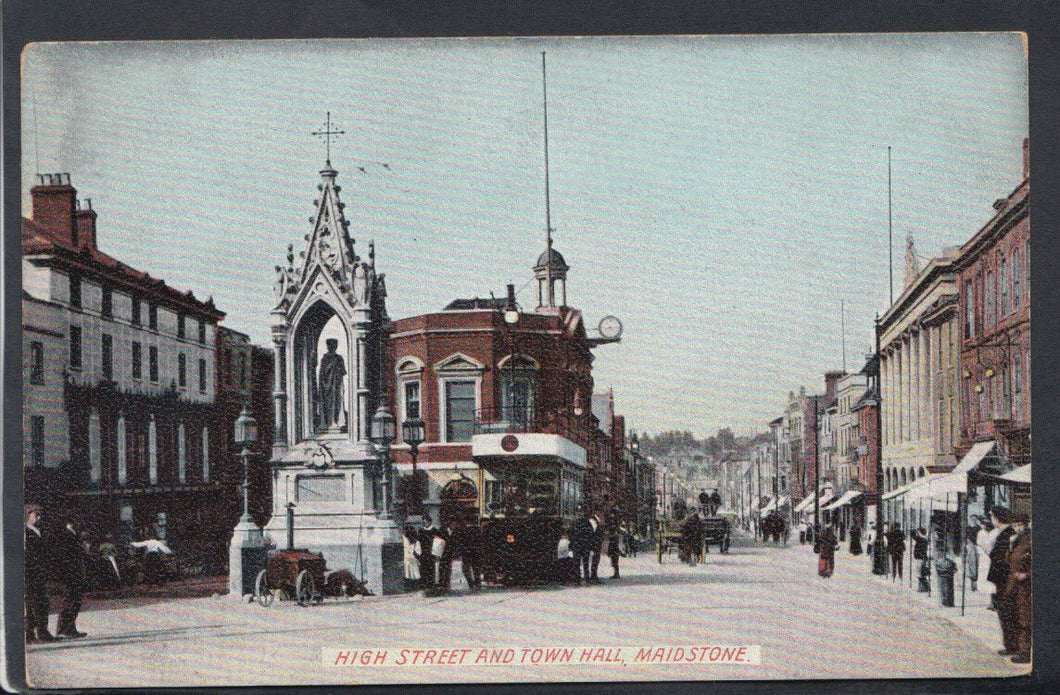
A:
25,531,1030,688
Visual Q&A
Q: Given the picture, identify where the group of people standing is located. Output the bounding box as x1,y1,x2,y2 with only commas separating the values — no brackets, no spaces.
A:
568,507,624,582
976,507,1032,664
401,517,483,596
24,505,89,642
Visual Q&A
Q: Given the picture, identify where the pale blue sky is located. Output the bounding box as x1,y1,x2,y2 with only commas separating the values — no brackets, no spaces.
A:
21,35,1028,436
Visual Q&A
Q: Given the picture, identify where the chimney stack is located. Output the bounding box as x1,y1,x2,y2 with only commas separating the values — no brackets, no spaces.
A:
75,198,98,250
824,370,845,403
1023,137,1029,180
31,173,78,246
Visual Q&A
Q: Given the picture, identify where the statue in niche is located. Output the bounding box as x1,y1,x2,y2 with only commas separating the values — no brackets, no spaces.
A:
317,338,347,431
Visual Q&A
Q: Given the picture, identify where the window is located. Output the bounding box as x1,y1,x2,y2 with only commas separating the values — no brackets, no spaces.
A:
102,285,113,318
117,415,127,485
198,321,206,345
239,354,247,389
985,270,996,329
102,334,113,380
178,353,187,387
502,372,535,428
89,409,101,484
148,416,158,485
177,423,187,484
149,345,159,382
30,416,44,467
148,304,158,330
403,381,421,420
202,427,210,482
177,314,186,339
131,296,141,325
69,273,81,308
69,325,82,369
199,358,207,393
132,342,142,380
999,257,1009,316
30,341,44,384
1013,353,1024,419
1012,247,1022,309
444,380,476,442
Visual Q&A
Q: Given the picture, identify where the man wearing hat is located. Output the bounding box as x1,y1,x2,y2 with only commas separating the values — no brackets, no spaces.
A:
53,515,88,638
24,504,55,642
1002,511,1032,664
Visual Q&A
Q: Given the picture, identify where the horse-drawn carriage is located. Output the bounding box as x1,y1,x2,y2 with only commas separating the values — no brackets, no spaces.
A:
702,513,732,554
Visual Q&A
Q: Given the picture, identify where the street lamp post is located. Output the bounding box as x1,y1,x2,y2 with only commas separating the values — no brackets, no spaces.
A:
234,407,259,523
370,405,396,519
401,416,426,517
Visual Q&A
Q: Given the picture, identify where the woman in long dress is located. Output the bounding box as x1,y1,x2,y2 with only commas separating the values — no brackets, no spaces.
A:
849,522,863,556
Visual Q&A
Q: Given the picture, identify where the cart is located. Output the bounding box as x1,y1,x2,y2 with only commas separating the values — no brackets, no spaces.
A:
702,515,732,553
254,549,325,607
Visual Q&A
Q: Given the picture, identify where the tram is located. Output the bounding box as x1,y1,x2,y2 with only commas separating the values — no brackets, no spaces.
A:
477,458,584,584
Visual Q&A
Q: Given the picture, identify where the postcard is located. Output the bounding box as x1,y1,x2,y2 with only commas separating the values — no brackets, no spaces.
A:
18,34,1030,687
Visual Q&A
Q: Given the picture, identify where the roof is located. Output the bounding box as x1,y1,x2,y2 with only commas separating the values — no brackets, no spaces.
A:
22,217,224,320
860,352,879,377
443,297,508,311
535,247,568,270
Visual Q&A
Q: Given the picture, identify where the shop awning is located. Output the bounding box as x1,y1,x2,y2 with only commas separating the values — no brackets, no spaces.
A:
749,496,772,514
821,490,863,512
931,441,996,497
902,474,947,504
1000,464,1031,485
759,496,789,518
794,491,834,513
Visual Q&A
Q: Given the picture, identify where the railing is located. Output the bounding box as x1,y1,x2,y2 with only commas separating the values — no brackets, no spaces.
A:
473,406,587,448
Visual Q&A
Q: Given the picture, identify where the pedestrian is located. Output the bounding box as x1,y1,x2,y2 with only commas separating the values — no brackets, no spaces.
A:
886,523,906,581
987,507,1017,654
798,520,807,545
570,507,595,583
625,527,637,558
987,507,1015,615
1001,512,1031,664
417,515,438,591
556,532,576,583
402,524,421,591
964,520,980,592
589,511,604,582
430,524,453,595
607,527,622,579
849,522,863,556
817,524,839,578
53,515,88,638
24,504,55,643
97,534,122,589
912,528,930,592
456,522,483,592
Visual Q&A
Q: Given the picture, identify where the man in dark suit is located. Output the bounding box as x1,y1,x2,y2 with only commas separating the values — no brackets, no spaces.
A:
455,523,483,592
988,507,1016,654
589,511,604,583
24,504,55,643
53,516,88,638
1002,512,1031,664
570,506,595,584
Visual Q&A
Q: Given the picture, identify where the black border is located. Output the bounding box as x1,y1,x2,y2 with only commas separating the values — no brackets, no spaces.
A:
4,1,1058,694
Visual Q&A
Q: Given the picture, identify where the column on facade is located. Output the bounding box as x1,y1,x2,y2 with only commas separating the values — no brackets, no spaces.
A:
272,333,287,447
903,335,912,442
356,331,368,442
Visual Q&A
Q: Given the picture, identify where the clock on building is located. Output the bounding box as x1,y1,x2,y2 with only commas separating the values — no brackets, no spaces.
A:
598,315,623,340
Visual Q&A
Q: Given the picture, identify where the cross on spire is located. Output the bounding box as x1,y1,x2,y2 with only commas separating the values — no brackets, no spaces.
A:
312,111,345,166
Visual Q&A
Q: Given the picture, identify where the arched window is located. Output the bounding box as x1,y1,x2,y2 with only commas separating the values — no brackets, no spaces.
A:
900,469,907,487
918,467,926,479
117,414,127,486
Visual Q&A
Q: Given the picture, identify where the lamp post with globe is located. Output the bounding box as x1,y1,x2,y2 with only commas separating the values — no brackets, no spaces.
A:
370,405,396,519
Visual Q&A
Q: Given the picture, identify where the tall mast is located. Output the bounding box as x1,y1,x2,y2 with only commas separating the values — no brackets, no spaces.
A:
888,146,893,306
542,51,554,308
841,298,846,372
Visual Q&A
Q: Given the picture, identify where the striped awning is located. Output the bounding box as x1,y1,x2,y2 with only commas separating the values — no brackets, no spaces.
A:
821,490,862,512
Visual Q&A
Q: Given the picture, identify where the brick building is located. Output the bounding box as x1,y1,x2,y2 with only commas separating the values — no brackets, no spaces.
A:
384,249,622,526
954,139,1030,514
23,173,227,574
